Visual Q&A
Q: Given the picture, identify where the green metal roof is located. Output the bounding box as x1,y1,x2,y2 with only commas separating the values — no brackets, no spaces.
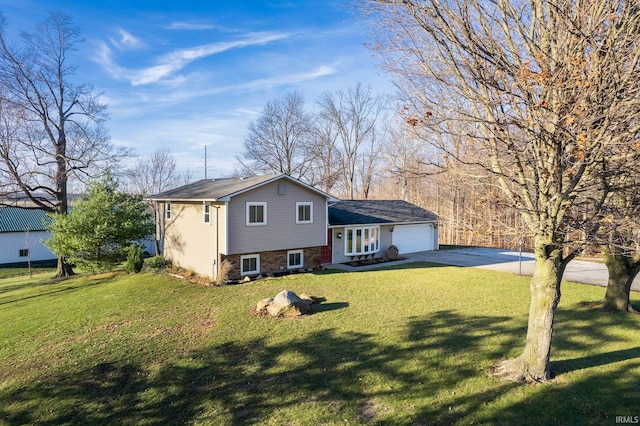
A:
0,207,52,233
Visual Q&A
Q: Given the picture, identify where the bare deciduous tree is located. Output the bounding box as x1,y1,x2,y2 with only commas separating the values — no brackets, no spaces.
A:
125,149,179,255
126,149,178,197
590,152,640,313
316,83,387,199
238,91,315,180
381,121,431,201
597,215,640,314
365,0,640,381
0,12,127,277
307,114,342,193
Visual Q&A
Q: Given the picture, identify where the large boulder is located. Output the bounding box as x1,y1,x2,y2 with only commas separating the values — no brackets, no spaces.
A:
385,245,400,261
265,290,311,318
255,298,273,314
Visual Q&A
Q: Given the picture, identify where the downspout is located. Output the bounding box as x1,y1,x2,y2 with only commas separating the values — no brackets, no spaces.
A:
155,199,162,255
224,201,229,262
326,199,332,264
214,204,220,279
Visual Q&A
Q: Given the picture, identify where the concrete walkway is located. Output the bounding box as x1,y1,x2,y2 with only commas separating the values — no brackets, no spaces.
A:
328,247,640,292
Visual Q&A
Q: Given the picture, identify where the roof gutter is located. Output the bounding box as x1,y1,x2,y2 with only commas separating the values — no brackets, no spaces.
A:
328,220,439,228
145,198,220,202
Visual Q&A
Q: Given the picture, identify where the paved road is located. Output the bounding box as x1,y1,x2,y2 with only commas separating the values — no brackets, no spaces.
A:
408,247,640,292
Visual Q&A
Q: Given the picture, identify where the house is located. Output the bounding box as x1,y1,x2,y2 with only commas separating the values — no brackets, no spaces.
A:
0,207,57,265
148,174,336,280
327,200,439,265
148,174,440,280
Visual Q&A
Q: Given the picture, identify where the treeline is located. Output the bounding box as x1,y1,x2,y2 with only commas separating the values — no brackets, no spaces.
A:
233,85,530,250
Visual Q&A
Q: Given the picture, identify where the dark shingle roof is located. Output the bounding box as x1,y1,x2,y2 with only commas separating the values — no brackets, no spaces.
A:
329,200,439,226
147,174,335,201
147,175,279,201
0,207,51,233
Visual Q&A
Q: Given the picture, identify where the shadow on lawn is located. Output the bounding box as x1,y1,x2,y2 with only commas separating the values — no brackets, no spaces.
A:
0,275,118,306
476,361,640,425
316,261,452,276
550,304,640,376
552,346,640,375
1,310,520,425
473,305,640,425
2,309,639,425
0,275,65,295
314,301,350,313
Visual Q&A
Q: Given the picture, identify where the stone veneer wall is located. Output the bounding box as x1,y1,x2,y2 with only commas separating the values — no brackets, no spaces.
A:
222,246,322,279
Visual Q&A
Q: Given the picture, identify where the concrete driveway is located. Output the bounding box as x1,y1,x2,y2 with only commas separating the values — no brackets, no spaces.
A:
407,247,640,292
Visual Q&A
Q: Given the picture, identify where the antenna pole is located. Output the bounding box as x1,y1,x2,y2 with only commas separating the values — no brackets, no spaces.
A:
205,145,208,179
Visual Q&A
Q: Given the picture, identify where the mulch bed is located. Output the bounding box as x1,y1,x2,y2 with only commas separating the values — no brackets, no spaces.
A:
343,257,404,267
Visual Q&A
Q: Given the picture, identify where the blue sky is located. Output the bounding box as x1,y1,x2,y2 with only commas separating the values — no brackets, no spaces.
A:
0,0,392,179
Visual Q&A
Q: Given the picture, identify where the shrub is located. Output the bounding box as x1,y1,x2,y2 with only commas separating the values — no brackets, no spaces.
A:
144,256,167,272
125,245,144,274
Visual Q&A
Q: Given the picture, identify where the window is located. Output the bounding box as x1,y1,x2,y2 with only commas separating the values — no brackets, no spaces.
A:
345,226,380,256
246,202,267,226
240,254,260,275
203,203,211,224
19,249,29,257
296,202,313,224
165,201,172,220
288,250,304,269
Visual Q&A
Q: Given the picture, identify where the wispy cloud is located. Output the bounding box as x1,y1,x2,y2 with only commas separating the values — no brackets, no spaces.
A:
112,112,245,174
167,21,216,30
172,65,336,103
130,65,337,106
112,27,145,50
95,40,126,80
220,65,337,93
95,31,292,86
102,64,337,116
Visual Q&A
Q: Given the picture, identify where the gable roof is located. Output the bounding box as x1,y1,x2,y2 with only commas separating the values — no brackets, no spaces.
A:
147,174,336,202
0,207,51,233
329,200,439,226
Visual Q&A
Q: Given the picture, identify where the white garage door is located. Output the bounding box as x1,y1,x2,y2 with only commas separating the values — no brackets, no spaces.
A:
392,224,434,254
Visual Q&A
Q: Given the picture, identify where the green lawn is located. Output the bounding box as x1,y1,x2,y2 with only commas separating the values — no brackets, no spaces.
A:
1,264,639,425
0,266,56,279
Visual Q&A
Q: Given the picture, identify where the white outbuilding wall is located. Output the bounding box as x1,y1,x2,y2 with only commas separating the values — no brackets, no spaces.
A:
0,231,57,265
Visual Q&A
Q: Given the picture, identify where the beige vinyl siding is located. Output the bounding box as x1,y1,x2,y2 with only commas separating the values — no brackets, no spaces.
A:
163,201,226,278
227,180,327,255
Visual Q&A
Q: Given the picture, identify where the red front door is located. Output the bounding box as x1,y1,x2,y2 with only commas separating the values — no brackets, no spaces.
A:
320,229,333,264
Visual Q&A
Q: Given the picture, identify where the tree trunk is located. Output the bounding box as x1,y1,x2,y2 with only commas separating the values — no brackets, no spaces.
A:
493,240,565,382
55,256,75,278
598,246,639,314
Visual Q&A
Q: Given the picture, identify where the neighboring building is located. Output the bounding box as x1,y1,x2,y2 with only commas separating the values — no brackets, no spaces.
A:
327,200,440,265
148,174,336,280
149,174,440,280
0,207,57,265
0,205,155,267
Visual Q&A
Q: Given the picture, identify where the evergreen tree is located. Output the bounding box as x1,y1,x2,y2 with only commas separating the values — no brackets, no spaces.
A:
45,175,154,272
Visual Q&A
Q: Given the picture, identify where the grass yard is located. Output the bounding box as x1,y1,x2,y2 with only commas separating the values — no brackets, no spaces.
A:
1,263,639,425
0,266,57,279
